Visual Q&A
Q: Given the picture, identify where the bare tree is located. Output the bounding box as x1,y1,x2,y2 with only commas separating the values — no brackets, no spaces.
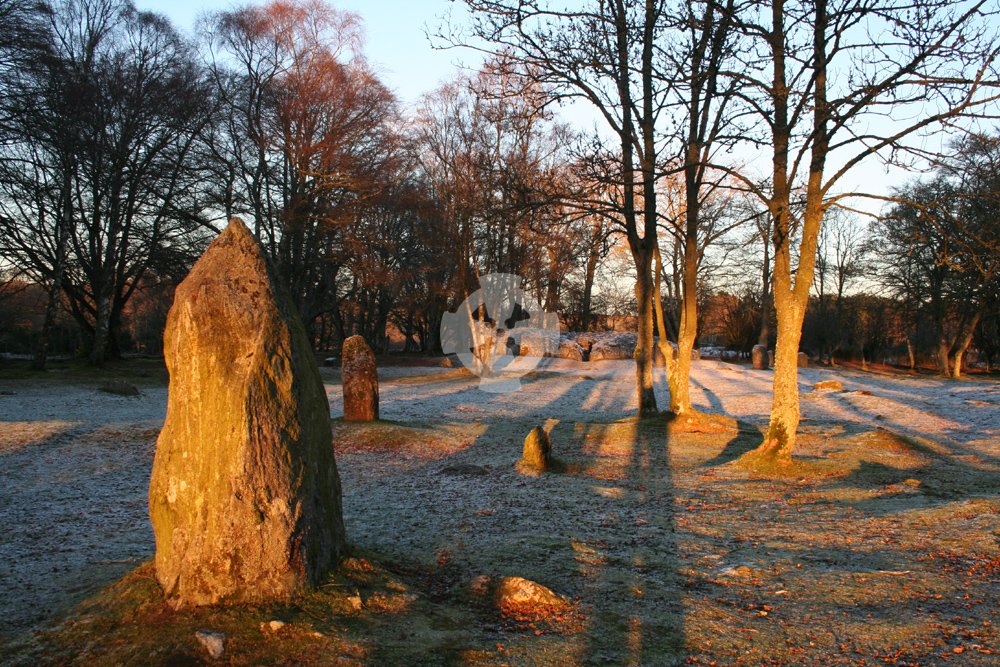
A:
0,0,208,366
448,0,678,415
203,0,401,342
812,210,867,365
876,133,1000,379
728,0,1000,467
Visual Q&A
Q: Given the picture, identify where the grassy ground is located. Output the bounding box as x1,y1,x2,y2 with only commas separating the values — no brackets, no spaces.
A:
2,408,997,666
0,357,169,385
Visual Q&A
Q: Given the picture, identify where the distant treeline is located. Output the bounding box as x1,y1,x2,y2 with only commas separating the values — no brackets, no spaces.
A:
0,0,996,379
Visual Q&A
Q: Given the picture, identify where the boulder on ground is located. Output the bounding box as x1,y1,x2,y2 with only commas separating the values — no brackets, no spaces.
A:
149,217,345,608
572,332,598,354
557,338,585,361
517,426,552,474
591,334,636,361
752,344,768,370
496,576,571,618
812,380,844,392
195,631,226,659
342,335,379,422
797,352,810,368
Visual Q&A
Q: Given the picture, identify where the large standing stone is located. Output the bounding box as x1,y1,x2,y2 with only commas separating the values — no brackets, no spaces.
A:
752,344,768,370
797,352,810,368
149,218,345,608
342,335,379,422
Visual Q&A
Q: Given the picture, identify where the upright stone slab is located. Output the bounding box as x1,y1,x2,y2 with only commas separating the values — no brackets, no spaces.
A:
149,218,345,608
797,351,810,368
342,335,379,422
517,426,552,475
752,344,768,370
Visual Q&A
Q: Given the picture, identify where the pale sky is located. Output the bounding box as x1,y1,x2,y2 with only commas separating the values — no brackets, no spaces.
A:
134,0,477,107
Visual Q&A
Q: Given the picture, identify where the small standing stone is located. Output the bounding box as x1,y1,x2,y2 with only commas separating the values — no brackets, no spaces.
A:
797,352,810,368
517,426,551,474
342,335,379,422
752,344,768,370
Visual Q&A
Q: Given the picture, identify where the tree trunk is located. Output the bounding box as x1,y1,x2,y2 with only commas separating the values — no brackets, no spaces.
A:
32,272,63,371
33,178,72,371
581,219,602,332
633,246,658,417
937,336,952,377
544,246,561,312
751,292,807,462
89,285,113,367
653,245,675,376
669,234,699,415
949,308,982,380
758,221,771,349
742,0,828,468
906,336,915,371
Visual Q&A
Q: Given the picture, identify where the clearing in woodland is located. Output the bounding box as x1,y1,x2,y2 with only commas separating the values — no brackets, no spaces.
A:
0,357,997,665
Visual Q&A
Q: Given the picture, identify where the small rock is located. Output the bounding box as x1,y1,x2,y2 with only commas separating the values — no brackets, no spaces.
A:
518,331,558,357
812,380,844,392
557,339,585,361
591,337,634,361
261,620,286,633
517,426,551,474
346,592,363,612
717,564,755,578
496,576,569,611
195,630,226,659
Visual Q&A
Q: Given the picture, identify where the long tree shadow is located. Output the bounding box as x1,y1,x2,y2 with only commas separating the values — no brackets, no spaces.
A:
546,415,685,664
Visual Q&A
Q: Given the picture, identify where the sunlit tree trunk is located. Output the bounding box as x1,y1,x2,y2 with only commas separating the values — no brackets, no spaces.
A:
653,245,675,376
743,0,827,465
757,222,771,349
950,308,982,379
670,232,698,415
32,177,71,371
